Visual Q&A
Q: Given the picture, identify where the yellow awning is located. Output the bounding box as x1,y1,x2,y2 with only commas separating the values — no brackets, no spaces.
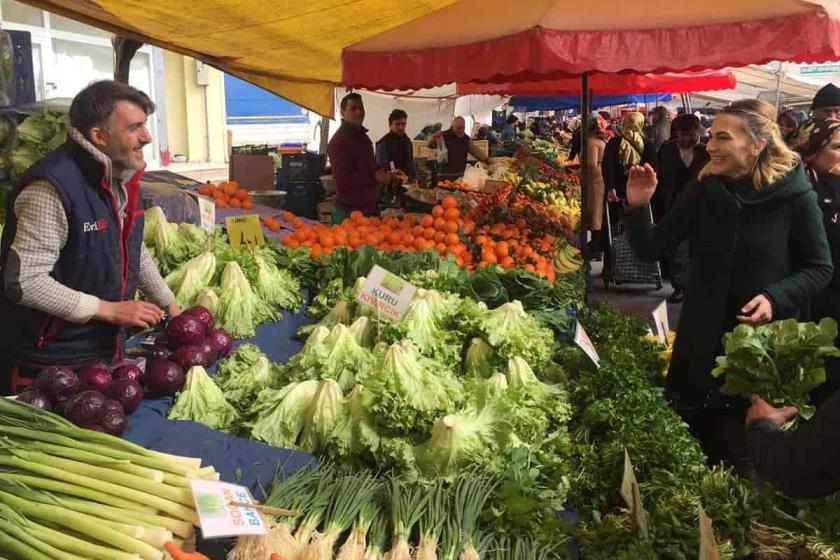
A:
21,0,454,116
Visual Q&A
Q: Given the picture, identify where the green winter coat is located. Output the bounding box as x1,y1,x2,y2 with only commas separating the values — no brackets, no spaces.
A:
624,164,833,407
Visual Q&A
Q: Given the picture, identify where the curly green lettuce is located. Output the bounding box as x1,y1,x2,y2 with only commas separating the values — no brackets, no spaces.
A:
167,366,239,432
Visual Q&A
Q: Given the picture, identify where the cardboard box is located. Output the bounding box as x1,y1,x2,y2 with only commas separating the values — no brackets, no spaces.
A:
229,154,275,191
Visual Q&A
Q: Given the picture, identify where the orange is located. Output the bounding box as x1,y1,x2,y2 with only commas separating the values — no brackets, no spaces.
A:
475,235,488,246
436,242,447,253
286,238,300,249
444,208,460,221
310,244,323,258
524,263,536,272
414,237,426,250
198,184,213,195
434,231,446,243
495,242,510,258
224,181,239,196
413,225,425,237
433,217,446,231
387,231,402,244
500,256,514,268
441,195,458,209
292,218,305,229
350,210,363,222
420,215,434,227
432,205,445,218
230,198,243,208
444,232,460,246
403,233,415,246
444,221,459,234
235,188,249,201
368,217,381,227
241,197,253,209
281,211,294,222
214,198,226,209
422,227,435,240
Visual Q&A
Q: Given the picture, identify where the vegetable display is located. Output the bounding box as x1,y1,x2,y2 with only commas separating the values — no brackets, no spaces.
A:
0,397,213,560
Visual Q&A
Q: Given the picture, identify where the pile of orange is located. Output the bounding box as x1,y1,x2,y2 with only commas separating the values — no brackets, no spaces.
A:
280,195,558,281
197,181,254,210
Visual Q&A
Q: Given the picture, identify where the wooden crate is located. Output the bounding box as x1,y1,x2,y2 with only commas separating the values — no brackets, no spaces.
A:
317,200,333,224
411,139,489,161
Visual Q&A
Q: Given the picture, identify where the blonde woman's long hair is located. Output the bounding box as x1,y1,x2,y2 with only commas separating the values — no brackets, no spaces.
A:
699,99,799,189
618,112,646,167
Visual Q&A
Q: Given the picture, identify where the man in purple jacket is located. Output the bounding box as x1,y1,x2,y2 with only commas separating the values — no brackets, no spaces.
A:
327,93,405,224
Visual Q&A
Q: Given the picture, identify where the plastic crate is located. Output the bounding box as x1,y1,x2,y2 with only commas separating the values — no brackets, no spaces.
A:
281,152,326,181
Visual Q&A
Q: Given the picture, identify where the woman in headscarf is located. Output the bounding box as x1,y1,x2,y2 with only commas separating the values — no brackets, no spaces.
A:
778,109,807,146
602,111,657,220
796,117,840,405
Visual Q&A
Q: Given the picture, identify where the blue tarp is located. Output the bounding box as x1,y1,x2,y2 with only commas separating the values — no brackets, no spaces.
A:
123,303,317,499
510,93,672,112
224,74,309,125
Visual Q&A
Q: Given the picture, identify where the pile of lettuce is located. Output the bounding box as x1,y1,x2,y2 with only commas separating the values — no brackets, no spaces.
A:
8,111,68,176
143,206,304,337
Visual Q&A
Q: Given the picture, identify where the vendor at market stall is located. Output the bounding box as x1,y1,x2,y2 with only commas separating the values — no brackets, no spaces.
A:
328,93,406,224
0,81,179,395
427,116,491,178
375,109,416,181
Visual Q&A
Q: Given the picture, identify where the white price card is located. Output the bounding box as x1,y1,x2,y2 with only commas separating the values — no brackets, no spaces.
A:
189,480,267,539
574,321,600,367
356,265,418,322
652,299,670,344
197,195,216,235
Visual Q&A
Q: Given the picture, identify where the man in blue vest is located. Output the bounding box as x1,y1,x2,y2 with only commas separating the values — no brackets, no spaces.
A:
0,80,179,394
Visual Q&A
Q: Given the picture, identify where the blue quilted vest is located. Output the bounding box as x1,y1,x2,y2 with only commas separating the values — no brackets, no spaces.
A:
0,138,145,367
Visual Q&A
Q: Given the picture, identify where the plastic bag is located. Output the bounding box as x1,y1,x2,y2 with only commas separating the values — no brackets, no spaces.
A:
436,135,448,165
462,164,488,191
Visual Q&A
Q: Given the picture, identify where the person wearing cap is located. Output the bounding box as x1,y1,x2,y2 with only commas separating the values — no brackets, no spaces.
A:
795,117,840,405
811,83,840,120
375,109,416,181
777,109,807,146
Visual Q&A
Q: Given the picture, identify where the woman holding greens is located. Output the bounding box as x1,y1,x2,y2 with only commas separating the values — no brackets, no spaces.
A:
622,99,833,466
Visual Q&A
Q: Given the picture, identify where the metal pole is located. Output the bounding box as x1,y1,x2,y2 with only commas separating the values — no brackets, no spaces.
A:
579,72,590,299
773,62,784,112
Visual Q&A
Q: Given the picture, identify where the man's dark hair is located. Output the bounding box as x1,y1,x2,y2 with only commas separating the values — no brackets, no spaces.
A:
69,80,155,135
340,92,363,111
671,113,701,133
388,109,408,124
598,111,611,123
506,114,518,125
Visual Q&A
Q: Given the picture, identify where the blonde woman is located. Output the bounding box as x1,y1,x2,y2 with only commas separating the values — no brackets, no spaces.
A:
622,100,833,465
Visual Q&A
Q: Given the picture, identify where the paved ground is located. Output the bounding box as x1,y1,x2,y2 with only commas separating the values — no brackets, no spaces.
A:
587,260,683,329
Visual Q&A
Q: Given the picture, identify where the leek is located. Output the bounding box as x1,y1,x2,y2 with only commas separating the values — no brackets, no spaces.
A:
0,472,156,513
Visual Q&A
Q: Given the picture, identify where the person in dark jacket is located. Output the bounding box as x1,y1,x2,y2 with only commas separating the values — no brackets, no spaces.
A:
622,99,833,465
328,93,404,224
602,111,656,219
811,83,840,120
375,109,416,180
0,81,179,394
427,116,490,178
745,393,840,499
654,114,710,303
796,117,840,404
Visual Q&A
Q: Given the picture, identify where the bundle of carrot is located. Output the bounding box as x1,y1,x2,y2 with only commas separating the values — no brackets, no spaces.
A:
0,397,217,560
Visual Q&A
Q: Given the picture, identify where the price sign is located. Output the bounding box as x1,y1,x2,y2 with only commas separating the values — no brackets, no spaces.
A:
698,505,720,560
574,321,600,367
226,214,265,248
197,195,216,235
189,480,267,539
652,299,670,344
621,449,648,538
356,265,417,322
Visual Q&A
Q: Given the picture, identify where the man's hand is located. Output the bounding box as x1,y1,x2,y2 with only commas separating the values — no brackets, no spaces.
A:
166,302,181,319
95,300,163,329
746,394,799,427
606,189,620,203
375,168,391,184
737,294,773,325
392,169,409,183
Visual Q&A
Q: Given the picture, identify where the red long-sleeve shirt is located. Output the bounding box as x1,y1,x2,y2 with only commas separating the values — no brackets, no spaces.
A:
327,121,381,212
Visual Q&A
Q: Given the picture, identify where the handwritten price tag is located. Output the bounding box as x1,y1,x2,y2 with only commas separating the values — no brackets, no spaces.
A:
226,214,265,248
